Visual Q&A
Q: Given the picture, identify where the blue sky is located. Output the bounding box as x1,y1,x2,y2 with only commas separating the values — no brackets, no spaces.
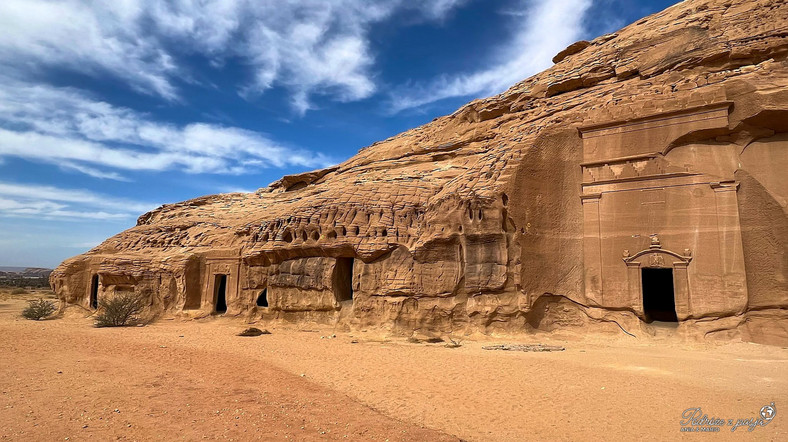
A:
0,0,677,268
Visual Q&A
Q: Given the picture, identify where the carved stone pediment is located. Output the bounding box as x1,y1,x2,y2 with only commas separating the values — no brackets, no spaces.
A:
622,245,692,267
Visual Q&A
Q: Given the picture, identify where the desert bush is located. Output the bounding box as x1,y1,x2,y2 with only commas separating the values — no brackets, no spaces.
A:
22,299,57,320
10,288,27,295
94,292,147,327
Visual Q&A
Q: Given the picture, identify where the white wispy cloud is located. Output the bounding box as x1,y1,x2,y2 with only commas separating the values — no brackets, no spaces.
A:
0,181,158,221
218,186,258,194
419,0,470,20
70,240,105,249
0,1,473,179
0,0,467,113
0,79,333,179
388,0,594,113
0,0,177,100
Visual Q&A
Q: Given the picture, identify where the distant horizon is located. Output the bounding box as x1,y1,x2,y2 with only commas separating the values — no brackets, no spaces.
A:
0,266,53,271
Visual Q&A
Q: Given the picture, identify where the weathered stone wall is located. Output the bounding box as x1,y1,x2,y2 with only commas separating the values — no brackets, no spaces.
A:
50,0,788,344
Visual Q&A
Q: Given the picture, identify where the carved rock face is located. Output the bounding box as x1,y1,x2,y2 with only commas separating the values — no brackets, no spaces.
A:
52,0,788,345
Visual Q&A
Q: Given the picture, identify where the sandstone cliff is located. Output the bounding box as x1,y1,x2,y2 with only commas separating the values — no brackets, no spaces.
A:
52,0,788,344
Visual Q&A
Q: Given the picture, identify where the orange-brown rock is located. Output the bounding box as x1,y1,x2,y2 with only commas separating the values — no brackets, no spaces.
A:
52,0,788,345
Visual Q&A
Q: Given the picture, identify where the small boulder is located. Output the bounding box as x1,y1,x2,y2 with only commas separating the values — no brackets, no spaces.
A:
552,40,591,64
237,327,270,337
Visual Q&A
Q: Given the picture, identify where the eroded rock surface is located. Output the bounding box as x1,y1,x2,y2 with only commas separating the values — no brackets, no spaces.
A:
52,0,788,345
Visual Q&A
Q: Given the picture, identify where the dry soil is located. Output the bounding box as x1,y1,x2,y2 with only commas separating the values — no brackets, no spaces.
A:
1,292,785,441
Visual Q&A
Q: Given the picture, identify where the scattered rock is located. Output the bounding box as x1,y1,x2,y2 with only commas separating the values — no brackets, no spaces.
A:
482,344,565,352
237,327,270,337
445,339,462,349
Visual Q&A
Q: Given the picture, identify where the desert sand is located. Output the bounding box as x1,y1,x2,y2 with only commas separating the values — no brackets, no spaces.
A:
1,293,785,441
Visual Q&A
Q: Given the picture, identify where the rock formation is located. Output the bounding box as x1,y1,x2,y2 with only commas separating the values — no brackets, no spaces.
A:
52,0,788,345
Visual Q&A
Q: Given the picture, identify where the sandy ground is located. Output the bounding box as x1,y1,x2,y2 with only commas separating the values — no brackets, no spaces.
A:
1,291,786,441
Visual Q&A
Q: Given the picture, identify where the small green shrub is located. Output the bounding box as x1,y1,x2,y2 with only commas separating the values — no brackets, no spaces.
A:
10,288,27,295
94,292,147,327
22,299,57,320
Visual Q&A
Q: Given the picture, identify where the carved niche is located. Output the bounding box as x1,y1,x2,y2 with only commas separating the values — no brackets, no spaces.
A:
621,236,693,320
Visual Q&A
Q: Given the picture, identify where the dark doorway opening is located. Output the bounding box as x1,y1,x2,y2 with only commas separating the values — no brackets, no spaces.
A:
642,267,678,322
256,288,268,307
214,274,228,313
90,274,99,309
333,257,354,302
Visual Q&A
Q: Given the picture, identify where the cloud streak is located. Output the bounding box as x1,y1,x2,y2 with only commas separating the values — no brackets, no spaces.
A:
0,181,158,221
0,79,333,179
0,0,467,113
388,0,594,113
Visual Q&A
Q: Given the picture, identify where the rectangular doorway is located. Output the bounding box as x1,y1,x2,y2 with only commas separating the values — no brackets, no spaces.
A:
214,274,228,313
90,274,99,309
641,267,678,322
333,257,354,302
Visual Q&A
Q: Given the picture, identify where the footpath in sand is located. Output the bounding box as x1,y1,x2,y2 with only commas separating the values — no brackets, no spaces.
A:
0,294,786,441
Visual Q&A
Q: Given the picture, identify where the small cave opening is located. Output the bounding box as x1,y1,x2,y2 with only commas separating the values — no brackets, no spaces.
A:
282,230,293,243
214,274,228,314
90,274,99,309
641,268,678,322
333,257,354,302
256,288,268,307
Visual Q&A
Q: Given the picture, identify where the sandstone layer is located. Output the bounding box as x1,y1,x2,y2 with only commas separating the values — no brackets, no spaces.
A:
52,0,788,345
